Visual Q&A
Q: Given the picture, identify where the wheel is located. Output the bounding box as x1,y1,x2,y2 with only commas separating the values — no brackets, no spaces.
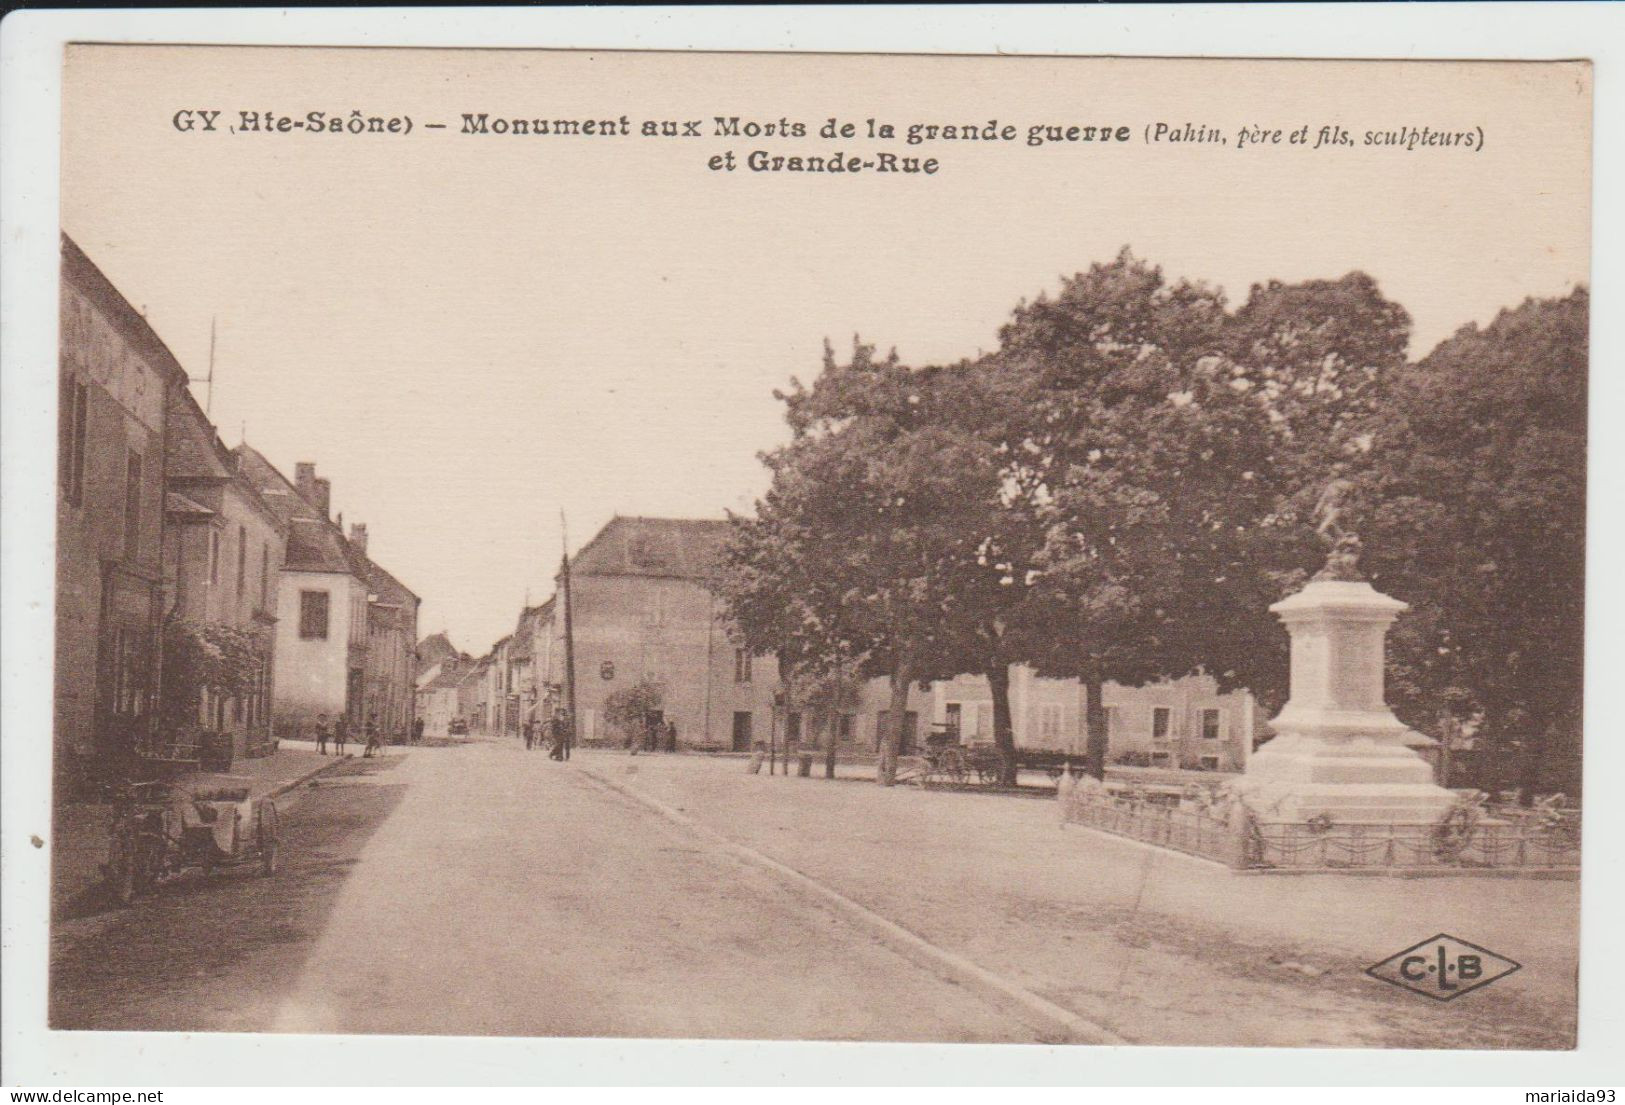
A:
105,815,138,905
257,800,280,876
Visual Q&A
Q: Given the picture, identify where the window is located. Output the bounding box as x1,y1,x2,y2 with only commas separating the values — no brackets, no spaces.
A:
208,529,220,585
59,375,87,506
1200,755,1221,771
122,449,143,558
945,702,962,737
110,626,149,717
299,590,330,639
1201,708,1222,741
1105,706,1121,738
734,648,752,684
1039,704,1063,741
1151,706,1172,741
236,525,247,597
837,713,855,744
260,543,270,608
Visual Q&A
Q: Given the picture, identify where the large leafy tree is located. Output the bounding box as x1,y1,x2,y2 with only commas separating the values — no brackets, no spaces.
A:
720,340,1000,784
1355,289,1587,797
991,252,1408,777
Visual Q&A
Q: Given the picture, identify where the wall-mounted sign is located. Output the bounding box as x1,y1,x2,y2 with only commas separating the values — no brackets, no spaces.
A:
600,661,615,681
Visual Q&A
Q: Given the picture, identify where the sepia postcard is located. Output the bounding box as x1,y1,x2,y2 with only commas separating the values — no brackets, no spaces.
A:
2,12,1612,1089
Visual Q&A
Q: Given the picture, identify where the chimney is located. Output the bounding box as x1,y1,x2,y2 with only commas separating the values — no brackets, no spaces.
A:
294,462,317,503
349,522,368,557
313,477,332,519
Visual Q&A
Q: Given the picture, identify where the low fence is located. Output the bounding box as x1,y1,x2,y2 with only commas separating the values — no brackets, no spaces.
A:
1058,784,1580,873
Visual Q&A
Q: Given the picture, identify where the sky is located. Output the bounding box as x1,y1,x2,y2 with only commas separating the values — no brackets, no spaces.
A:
61,48,1591,654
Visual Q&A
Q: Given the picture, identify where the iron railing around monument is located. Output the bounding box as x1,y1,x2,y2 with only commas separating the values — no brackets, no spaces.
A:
1058,786,1580,872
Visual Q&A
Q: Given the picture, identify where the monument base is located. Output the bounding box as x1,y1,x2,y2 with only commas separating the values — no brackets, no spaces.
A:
1234,732,1457,823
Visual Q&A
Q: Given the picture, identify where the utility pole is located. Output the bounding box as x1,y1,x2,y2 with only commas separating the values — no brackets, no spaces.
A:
561,512,579,759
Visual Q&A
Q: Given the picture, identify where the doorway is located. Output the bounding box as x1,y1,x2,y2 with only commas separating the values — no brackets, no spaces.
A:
731,711,753,752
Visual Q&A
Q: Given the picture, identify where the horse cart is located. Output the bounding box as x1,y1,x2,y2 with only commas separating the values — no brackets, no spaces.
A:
898,728,1008,787
103,779,280,905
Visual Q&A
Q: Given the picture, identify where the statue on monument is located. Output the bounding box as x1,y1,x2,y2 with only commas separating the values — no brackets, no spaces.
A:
1311,475,1363,582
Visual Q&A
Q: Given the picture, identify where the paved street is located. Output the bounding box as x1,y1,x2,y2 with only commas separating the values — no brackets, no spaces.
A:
52,743,1031,1042
51,740,1578,1047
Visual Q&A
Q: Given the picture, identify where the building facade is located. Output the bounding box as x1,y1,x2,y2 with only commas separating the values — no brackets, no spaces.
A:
540,516,783,750
56,236,191,793
162,385,287,763
236,450,417,739
531,515,1255,770
351,523,421,741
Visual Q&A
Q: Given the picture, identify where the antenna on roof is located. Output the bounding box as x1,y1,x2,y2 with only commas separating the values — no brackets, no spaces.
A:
189,316,217,417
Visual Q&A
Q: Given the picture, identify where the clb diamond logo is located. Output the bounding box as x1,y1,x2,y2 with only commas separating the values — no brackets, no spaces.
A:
1366,934,1521,1001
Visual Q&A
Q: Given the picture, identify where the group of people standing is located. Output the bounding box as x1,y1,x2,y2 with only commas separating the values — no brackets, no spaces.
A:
311,712,386,758
522,709,574,761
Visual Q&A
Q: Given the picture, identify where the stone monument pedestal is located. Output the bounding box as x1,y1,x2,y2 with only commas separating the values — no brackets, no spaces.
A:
1235,578,1456,824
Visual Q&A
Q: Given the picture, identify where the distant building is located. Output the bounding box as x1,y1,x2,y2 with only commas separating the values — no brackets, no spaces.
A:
236,450,417,738
414,631,469,733
532,514,1255,769
907,669,1254,771
460,654,493,733
55,236,191,792
417,657,470,735
163,383,287,764
415,631,459,684
483,636,512,734
539,516,781,750
350,523,420,740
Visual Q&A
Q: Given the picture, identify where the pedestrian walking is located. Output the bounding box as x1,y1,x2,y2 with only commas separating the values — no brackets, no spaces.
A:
364,713,382,758
314,713,330,756
523,718,535,751
412,718,424,744
334,715,349,757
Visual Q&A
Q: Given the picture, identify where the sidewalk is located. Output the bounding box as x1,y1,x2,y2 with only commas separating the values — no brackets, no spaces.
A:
577,748,1579,1049
51,746,348,919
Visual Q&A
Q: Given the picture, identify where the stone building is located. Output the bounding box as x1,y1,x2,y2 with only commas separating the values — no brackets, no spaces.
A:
162,384,287,764
460,653,494,733
417,658,471,735
55,235,190,792
415,631,470,734
533,514,1255,770
235,450,417,738
906,668,1254,771
484,636,512,735
539,516,781,750
415,631,459,684
350,523,421,741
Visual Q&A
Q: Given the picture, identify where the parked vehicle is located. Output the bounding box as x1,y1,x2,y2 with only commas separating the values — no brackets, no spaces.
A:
103,779,279,905
448,718,468,736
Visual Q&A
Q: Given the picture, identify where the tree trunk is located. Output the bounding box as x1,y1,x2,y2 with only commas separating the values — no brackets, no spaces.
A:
878,658,912,786
1082,663,1108,782
987,661,1017,785
1436,708,1455,789
1518,719,1552,806
823,711,838,779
